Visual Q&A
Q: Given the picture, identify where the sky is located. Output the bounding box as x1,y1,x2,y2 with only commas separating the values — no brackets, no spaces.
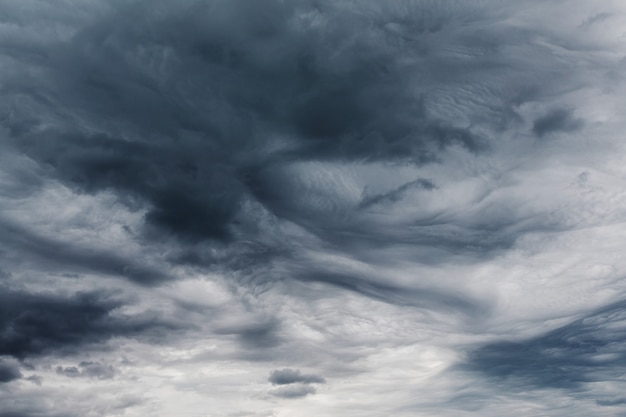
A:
1,0,626,416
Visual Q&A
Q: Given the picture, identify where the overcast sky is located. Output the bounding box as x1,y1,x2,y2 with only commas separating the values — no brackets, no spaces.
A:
2,0,626,416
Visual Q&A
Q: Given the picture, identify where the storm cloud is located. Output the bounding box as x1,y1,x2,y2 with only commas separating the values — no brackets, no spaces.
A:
0,287,179,359
4,0,485,247
0,359,22,383
1,0,626,416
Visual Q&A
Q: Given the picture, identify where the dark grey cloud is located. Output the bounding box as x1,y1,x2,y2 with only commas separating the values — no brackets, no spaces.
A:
2,0,488,250
464,299,626,390
532,108,584,138
0,287,179,359
0,359,22,383
268,368,325,385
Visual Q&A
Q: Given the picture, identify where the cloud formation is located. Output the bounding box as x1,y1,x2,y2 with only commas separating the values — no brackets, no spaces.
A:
1,0,626,416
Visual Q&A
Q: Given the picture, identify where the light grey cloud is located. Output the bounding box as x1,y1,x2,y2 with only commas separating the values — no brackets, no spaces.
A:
269,384,317,399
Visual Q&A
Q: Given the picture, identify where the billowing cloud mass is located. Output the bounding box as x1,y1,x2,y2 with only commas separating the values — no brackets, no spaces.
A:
1,0,626,416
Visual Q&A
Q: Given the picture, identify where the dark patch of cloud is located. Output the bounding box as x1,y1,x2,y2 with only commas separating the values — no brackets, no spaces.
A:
14,131,241,243
56,361,115,380
464,299,626,390
0,287,179,359
269,383,317,399
532,108,584,138
268,368,325,385
0,359,22,383
0,219,169,285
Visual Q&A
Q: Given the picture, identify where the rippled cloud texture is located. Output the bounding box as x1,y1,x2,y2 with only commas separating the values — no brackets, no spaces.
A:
2,0,626,416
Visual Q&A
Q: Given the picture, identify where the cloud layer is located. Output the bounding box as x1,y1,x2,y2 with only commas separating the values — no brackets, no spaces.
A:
2,0,626,416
